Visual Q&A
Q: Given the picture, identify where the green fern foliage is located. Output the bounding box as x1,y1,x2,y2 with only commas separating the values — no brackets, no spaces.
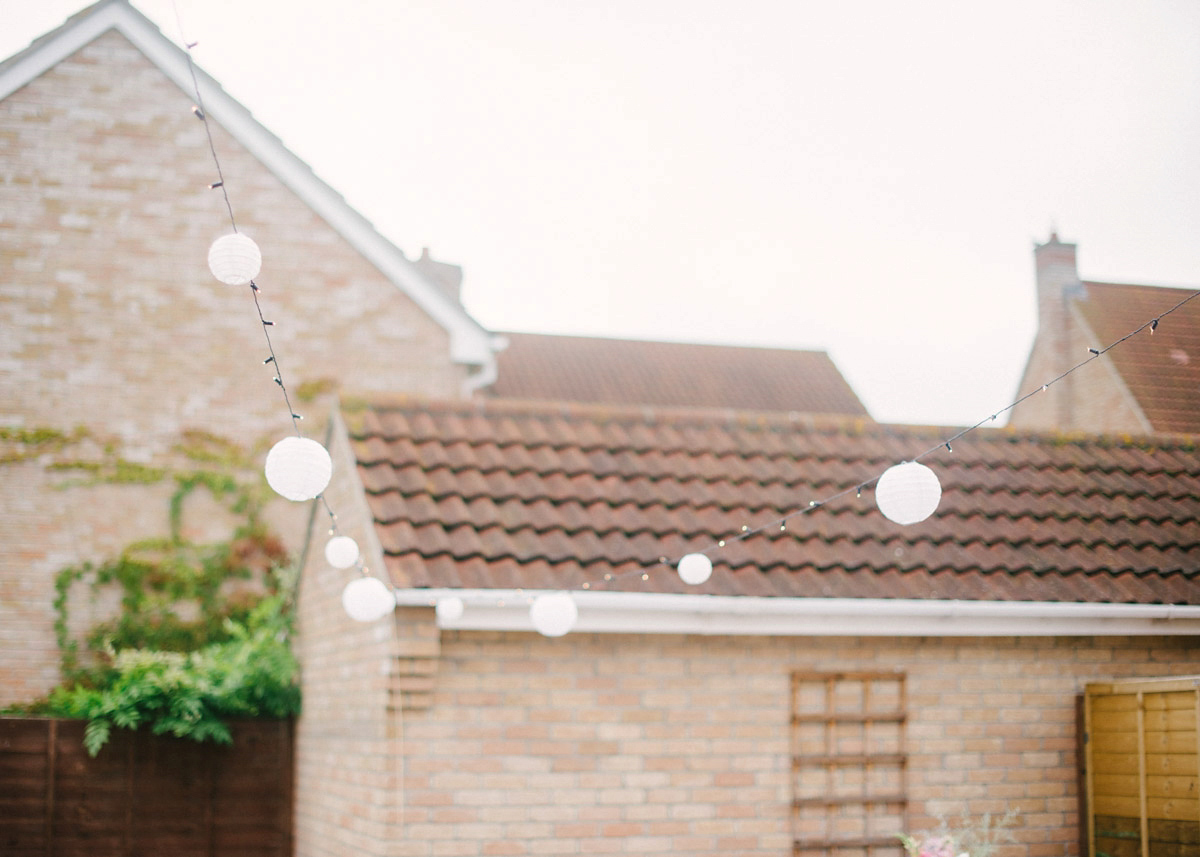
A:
46,594,299,756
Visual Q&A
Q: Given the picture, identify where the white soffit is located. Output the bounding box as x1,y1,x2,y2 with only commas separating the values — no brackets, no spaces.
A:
0,0,495,371
394,589,1200,638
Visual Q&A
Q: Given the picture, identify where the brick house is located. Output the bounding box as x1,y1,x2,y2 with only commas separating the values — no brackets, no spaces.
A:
300,395,1200,857
0,0,496,706
1009,234,1200,434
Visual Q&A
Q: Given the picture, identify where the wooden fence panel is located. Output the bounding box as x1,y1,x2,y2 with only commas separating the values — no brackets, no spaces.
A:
1085,678,1200,857
0,718,292,857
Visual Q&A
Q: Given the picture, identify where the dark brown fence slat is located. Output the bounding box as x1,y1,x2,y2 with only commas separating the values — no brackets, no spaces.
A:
46,719,55,857
0,719,292,857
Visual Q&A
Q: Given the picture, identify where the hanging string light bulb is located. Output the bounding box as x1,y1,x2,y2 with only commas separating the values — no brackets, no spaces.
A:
264,436,331,501
324,535,360,569
530,591,578,637
875,461,941,525
341,576,396,622
435,596,465,624
207,233,262,286
677,553,713,585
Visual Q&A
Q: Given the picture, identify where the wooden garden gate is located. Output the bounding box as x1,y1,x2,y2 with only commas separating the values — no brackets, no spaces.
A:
1084,676,1200,857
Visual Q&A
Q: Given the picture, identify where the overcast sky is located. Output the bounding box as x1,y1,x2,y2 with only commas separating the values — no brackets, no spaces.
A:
6,0,1200,426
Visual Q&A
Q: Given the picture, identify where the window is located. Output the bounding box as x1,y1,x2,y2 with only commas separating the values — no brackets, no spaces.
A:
791,671,908,857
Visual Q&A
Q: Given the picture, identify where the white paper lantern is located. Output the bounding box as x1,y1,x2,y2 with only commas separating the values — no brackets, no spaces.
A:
207,233,262,286
875,461,942,525
529,592,578,637
341,576,396,622
324,535,360,569
435,596,464,623
677,552,713,585
264,436,332,501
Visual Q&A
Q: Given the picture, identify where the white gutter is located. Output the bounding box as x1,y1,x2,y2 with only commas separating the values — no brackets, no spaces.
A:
459,335,508,396
394,588,1200,637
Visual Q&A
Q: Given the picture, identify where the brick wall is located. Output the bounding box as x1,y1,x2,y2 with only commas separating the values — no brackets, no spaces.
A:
1009,237,1145,433
0,29,464,705
1009,308,1146,435
293,413,445,857
386,629,1200,857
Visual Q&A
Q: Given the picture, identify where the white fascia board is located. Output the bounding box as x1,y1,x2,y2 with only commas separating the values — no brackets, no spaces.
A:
0,2,495,371
395,588,1200,637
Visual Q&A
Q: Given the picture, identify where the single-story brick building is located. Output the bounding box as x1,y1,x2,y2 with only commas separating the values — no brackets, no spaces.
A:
294,395,1200,857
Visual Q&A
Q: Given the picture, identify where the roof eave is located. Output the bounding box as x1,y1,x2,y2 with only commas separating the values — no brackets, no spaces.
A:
395,589,1200,638
0,0,496,371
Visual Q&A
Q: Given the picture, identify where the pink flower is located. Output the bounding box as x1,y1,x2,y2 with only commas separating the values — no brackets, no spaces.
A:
917,835,957,857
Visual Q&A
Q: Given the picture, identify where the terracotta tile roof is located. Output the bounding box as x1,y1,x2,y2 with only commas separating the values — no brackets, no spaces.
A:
485,332,869,416
345,397,1200,604
1076,281,1200,433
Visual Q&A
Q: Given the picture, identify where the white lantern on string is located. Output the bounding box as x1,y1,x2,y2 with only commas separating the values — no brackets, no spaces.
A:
341,576,396,622
324,535,360,569
207,233,262,286
529,592,577,637
264,436,331,501
677,553,713,585
435,596,464,624
875,461,941,525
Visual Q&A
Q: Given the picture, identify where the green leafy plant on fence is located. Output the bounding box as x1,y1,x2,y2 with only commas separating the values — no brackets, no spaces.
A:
47,594,299,756
4,429,302,755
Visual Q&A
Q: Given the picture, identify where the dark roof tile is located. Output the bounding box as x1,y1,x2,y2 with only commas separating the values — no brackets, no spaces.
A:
345,398,1200,604
487,332,869,416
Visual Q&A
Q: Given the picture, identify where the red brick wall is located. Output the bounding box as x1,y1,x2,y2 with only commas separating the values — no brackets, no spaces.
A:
388,629,1200,857
0,29,464,706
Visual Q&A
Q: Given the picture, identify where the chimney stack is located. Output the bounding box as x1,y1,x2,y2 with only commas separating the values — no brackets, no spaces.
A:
1031,232,1082,428
414,247,464,304
1034,232,1081,319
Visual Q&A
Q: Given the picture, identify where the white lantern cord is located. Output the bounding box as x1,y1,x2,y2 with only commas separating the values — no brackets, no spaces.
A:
265,436,331,501
530,592,578,637
875,461,942,525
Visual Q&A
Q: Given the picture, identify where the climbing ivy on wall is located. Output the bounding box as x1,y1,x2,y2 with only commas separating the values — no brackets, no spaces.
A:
4,428,302,755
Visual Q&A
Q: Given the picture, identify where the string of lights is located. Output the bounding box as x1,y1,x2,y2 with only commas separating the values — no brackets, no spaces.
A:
426,279,1200,636
179,36,396,623
557,284,1200,622
171,22,1200,637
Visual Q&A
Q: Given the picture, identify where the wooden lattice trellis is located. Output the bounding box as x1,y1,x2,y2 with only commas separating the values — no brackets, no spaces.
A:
792,671,908,857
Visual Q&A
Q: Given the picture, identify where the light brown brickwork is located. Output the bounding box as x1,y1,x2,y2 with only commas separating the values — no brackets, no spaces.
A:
0,27,466,709
386,630,1200,857
293,420,434,857
1009,236,1147,433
